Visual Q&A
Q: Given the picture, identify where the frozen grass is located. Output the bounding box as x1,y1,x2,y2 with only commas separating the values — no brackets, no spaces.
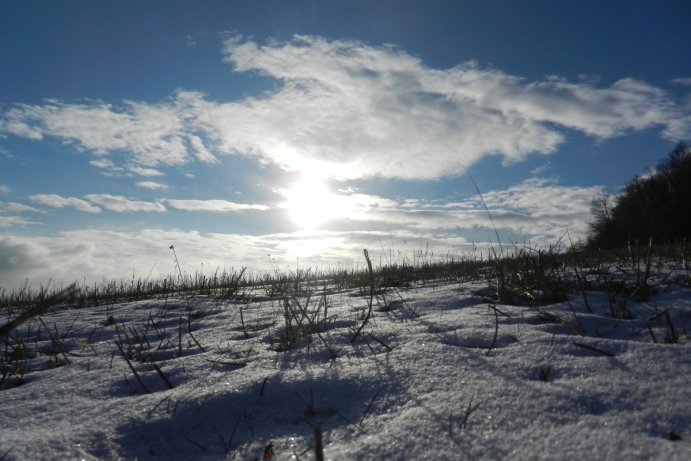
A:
1,244,690,460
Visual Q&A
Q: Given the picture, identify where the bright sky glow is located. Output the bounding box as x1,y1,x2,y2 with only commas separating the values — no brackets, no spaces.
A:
283,176,341,230
0,1,689,289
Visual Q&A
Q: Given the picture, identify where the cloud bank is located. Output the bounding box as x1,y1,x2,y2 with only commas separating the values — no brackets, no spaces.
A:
0,176,601,289
1,35,687,180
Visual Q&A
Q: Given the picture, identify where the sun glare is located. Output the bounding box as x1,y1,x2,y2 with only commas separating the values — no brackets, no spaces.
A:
284,175,343,229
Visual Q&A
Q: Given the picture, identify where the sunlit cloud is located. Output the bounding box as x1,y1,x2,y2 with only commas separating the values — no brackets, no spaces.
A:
473,178,602,217
30,194,102,213
84,194,166,213
0,176,602,289
324,178,601,242
164,199,269,212
1,36,687,181
212,35,687,177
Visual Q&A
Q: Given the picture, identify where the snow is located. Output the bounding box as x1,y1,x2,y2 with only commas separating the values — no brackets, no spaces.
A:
1,267,690,460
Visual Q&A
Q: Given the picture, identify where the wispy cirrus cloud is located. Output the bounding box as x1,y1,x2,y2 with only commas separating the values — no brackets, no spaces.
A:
1,36,688,180
83,194,166,213
0,201,43,214
472,178,602,218
89,158,116,169
164,199,269,212
0,216,40,228
0,200,44,228
30,194,102,213
27,193,272,215
671,77,691,86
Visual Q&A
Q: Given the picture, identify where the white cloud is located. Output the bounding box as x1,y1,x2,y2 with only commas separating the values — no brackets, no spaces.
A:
0,184,10,194
84,194,166,213
531,164,551,175
164,199,269,212
89,158,115,169
1,99,192,167
662,114,691,140
2,35,688,180
476,178,601,217
129,165,165,177
672,78,691,86
210,35,688,178
188,134,218,163
137,181,169,191
30,194,102,213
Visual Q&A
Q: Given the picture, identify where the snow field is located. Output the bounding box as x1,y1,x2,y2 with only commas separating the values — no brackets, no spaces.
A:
1,269,690,460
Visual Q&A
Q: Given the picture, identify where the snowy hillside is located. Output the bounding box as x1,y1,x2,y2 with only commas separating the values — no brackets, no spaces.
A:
1,260,690,460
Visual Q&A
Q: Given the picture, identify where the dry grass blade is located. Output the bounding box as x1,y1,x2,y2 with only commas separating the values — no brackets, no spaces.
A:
572,341,615,357
351,249,375,344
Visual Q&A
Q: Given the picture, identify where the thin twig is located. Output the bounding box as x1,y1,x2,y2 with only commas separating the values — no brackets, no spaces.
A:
572,340,615,357
194,407,229,452
0,283,78,336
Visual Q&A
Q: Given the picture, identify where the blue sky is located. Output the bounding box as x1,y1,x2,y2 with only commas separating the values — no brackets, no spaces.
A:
1,0,690,289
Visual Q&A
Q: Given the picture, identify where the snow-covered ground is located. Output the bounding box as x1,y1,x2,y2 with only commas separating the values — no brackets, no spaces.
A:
1,266,690,460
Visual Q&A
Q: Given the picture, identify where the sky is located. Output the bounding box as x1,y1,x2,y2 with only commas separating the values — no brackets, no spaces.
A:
1,0,690,290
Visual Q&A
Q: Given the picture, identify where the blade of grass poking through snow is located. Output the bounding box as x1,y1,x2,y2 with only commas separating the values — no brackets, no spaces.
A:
460,397,481,429
467,172,503,258
169,245,183,282
351,249,375,344
0,283,78,337
486,304,500,356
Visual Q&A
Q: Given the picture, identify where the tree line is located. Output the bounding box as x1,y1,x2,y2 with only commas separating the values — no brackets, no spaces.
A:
587,142,691,249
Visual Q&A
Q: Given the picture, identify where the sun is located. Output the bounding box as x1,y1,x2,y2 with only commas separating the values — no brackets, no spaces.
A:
284,175,342,229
